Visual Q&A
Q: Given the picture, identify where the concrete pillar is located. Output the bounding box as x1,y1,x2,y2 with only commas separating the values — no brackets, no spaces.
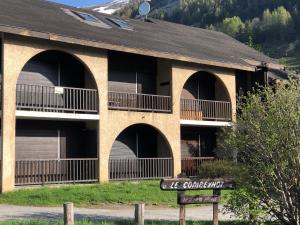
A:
72,51,109,183
0,42,18,193
170,64,183,178
96,53,109,183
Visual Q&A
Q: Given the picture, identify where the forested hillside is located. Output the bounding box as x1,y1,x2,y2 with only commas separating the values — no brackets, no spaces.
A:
116,0,300,70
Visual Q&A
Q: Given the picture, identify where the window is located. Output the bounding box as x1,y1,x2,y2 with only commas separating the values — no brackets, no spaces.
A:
73,11,99,22
107,18,132,30
63,8,111,29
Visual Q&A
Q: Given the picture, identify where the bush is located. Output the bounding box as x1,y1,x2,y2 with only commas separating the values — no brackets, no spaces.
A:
217,79,300,225
198,160,244,180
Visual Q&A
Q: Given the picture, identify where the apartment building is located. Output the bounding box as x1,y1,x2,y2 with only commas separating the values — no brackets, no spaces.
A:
0,0,284,192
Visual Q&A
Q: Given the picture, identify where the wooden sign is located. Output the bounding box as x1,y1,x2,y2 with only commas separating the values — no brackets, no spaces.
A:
178,194,220,204
160,178,236,191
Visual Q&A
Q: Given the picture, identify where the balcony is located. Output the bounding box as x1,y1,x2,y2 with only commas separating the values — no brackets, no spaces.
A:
12,157,172,185
181,157,215,177
180,99,232,121
108,91,172,113
15,158,98,185
109,158,173,180
16,84,98,114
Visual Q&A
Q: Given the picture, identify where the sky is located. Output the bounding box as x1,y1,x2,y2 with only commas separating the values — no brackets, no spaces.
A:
49,0,110,7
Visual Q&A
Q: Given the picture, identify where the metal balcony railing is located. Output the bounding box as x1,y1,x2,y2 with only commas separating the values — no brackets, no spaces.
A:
108,91,172,113
15,158,98,185
109,158,173,180
181,157,216,177
180,99,232,121
16,84,98,113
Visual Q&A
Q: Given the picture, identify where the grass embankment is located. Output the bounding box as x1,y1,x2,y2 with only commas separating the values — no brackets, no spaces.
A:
282,54,300,71
0,221,252,225
0,181,230,207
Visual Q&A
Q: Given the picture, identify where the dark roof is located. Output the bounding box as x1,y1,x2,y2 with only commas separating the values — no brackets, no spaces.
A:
0,0,280,71
268,68,289,81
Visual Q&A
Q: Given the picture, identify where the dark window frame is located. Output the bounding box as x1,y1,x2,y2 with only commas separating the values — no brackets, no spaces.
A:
73,11,100,23
106,18,132,30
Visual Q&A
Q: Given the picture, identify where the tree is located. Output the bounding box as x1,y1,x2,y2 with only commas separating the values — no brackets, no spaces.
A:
217,79,300,225
261,6,294,40
220,16,245,38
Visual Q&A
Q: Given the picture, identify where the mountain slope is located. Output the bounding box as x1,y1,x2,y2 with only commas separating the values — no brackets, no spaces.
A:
85,0,129,15
114,0,300,71
115,0,179,18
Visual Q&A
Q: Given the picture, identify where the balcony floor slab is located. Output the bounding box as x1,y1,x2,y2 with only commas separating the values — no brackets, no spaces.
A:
180,120,233,127
16,111,99,121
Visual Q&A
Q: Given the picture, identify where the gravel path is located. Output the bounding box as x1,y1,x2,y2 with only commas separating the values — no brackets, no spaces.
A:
0,204,236,222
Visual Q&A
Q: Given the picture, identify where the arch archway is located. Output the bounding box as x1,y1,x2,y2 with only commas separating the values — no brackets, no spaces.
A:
16,50,99,114
17,50,98,90
180,71,232,121
179,71,232,177
109,123,173,180
14,50,100,185
181,71,231,103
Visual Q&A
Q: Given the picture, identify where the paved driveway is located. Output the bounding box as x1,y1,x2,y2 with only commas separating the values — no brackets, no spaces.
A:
0,204,236,222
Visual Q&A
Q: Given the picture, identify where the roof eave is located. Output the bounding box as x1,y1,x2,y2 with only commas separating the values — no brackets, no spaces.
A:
242,58,284,71
0,25,257,72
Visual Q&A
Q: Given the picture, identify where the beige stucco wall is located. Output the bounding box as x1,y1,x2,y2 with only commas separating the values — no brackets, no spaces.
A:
98,110,182,181
0,35,106,192
0,34,237,192
171,61,236,122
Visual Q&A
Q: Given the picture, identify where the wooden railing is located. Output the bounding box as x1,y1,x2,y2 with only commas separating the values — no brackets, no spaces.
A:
16,84,98,113
15,158,98,185
108,92,172,113
181,99,232,121
181,157,215,177
109,158,173,180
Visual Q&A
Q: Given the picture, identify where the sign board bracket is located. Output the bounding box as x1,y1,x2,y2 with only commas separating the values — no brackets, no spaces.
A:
160,178,235,225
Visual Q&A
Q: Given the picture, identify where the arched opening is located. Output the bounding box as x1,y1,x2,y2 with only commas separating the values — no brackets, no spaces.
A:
180,71,231,121
16,50,98,113
18,50,97,88
109,124,173,180
14,50,99,186
180,71,232,177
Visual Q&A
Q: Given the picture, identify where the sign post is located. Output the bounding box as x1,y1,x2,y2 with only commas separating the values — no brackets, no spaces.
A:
177,191,186,225
213,189,221,225
160,178,235,225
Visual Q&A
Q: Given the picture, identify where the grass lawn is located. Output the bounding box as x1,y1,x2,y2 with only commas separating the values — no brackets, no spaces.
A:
281,54,300,71
0,181,231,207
0,221,254,225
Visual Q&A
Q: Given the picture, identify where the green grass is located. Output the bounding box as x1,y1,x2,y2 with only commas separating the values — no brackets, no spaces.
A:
0,220,253,225
281,54,300,70
0,181,231,207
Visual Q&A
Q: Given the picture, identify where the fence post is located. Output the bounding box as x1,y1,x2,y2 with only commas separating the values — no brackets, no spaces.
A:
178,191,186,225
64,202,74,225
134,203,145,225
213,189,220,225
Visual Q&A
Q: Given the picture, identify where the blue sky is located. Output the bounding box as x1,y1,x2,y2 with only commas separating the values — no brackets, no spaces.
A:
49,0,110,7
